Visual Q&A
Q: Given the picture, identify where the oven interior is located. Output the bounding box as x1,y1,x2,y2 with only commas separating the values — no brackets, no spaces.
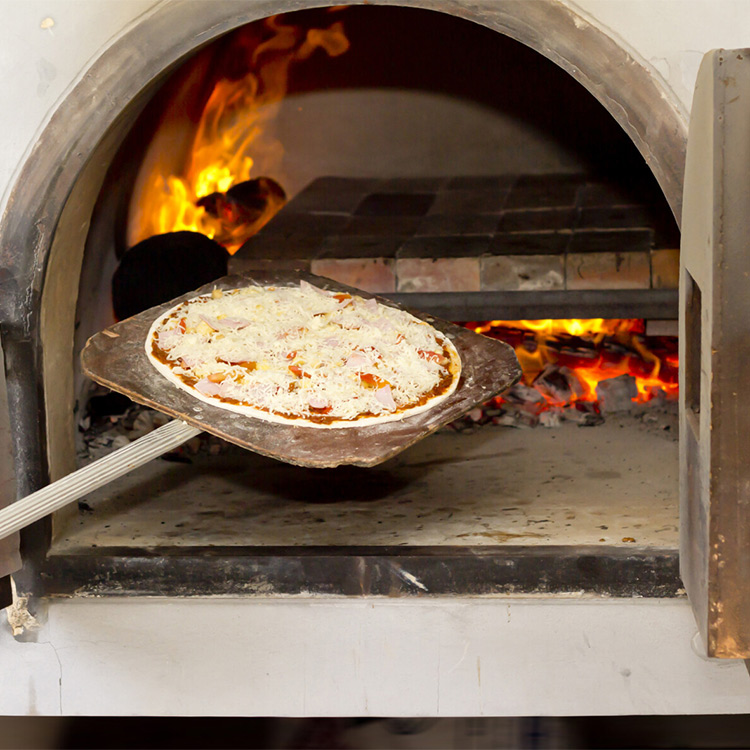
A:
35,7,682,598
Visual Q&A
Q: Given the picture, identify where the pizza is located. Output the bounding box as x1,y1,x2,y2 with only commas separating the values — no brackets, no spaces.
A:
146,280,462,428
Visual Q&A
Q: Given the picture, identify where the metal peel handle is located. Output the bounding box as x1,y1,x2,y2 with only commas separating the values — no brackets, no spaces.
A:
0,419,201,542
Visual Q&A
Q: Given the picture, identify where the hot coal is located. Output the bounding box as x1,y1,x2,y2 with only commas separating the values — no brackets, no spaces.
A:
503,383,547,414
111,231,228,320
482,397,604,430
539,409,563,428
596,374,638,413
561,402,604,427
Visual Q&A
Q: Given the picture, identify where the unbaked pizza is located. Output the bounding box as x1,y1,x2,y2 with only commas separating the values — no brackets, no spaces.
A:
146,281,462,428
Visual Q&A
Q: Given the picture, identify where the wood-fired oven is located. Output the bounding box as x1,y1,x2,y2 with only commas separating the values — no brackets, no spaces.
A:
1,0,750,718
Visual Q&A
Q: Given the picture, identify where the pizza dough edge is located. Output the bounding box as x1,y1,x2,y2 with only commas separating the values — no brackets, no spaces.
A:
143,290,462,430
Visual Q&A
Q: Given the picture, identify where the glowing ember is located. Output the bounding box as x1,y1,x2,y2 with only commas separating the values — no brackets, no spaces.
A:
128,14,350,254
471,319,678,408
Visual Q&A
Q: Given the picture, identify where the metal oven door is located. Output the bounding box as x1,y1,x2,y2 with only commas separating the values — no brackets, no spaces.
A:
681,47,750,658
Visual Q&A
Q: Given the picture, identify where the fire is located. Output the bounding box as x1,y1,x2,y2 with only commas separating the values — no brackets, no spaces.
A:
129,14,350,254
472,319,678,407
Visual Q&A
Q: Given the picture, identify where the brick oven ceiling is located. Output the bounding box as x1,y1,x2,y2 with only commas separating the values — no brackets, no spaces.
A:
124,6,654,195
112,5,673,264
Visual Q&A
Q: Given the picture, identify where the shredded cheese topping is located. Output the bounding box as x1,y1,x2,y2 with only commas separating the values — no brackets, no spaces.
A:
147,281,461,425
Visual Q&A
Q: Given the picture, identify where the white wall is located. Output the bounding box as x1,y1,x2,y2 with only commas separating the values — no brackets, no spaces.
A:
2,597,750,716
3,0,750,218
571,0,750,113
0,0,159,216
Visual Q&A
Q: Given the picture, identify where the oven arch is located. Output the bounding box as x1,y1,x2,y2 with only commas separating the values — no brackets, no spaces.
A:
0,0,687,588
0,0,687,328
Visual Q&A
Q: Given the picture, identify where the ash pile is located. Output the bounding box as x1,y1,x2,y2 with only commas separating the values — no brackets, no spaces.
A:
78,391,231,464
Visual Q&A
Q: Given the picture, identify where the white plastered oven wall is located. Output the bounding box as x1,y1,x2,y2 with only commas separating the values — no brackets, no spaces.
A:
1,0,750,716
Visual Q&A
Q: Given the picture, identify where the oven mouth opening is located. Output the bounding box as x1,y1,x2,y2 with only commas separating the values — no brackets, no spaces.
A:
6,4,684,600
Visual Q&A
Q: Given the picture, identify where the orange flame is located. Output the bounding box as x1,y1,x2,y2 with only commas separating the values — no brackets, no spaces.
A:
129,15,350,254
473,319,678,407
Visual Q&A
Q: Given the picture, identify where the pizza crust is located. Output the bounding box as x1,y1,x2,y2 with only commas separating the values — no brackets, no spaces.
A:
145,283,461,429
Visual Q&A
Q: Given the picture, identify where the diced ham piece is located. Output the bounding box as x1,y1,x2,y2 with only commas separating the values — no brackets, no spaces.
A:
308,395,328,410
198,314,220,331
219,317,251,329
300,280,330,297
157,329,182,350
364,298,378,311
375,385,397,411
245,384,272,406
278,326,306,340
324,338,340,348
218,380,240,399
346,352,368,369
195,378,222,396
179,356,199,369
372,316,393,332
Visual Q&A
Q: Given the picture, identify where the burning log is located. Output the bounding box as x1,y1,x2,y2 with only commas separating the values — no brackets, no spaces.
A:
533,364,586,404
196,177,286,243
470,318,678,408
127,16,348,253
112,231,228,320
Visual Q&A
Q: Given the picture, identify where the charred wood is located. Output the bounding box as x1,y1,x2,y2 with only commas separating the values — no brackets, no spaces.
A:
112,231,228,320
196,177,286,235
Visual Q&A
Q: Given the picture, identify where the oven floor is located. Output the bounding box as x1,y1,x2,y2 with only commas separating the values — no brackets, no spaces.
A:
53,413,678,552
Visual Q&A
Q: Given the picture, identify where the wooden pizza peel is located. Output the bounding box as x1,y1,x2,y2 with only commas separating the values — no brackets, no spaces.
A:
0,271,521,542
